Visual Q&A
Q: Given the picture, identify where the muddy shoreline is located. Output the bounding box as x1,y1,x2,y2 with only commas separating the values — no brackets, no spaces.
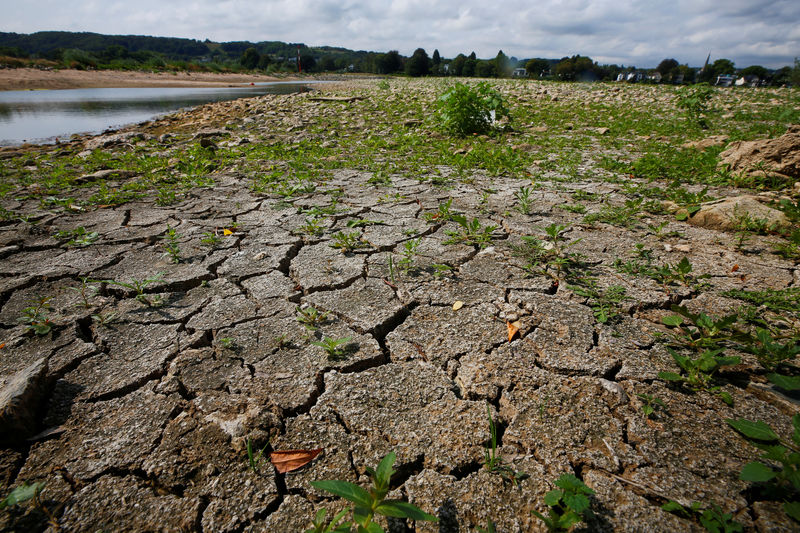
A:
0,67,300,91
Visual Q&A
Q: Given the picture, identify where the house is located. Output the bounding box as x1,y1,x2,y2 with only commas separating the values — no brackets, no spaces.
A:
511,68,528,78
647,72,662,83
715,74,736,87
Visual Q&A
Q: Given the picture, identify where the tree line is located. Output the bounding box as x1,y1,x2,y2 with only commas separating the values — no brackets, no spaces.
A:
1,31,797,86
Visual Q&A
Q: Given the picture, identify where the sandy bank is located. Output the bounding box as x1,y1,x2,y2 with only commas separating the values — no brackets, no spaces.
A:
0,68,297,91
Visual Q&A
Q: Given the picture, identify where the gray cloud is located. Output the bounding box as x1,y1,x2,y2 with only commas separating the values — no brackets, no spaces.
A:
3,0,798,67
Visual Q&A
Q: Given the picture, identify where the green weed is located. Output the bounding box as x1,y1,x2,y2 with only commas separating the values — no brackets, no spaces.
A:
296,305,330,331
17,296,53,336
661,500,743,532
310,451,438,532
436,82,510,137
311,336,352,359
443,215,497,249
161,225,181,263
330,231,370,252
532,474,595,532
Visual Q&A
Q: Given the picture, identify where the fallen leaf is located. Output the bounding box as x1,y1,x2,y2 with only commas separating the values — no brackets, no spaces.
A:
270,448,323,473
0,342,5,350
507,320,521,342
452,301,464,311
223,228,234,236
731,264,739,272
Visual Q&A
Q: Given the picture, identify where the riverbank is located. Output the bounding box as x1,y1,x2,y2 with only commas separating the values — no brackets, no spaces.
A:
0,67,297,91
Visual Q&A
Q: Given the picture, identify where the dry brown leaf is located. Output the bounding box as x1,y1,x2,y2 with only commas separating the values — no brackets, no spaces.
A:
270,448,323,473
731,264,739,272
507,320,521,342
452,301,464,311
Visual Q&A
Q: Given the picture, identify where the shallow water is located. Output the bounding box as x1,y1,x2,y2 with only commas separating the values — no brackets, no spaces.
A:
0,82,310,146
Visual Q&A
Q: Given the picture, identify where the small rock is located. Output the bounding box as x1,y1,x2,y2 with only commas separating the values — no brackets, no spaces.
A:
689,195,790,231
596,127,610,135
0,357,49,444
530,126,548,133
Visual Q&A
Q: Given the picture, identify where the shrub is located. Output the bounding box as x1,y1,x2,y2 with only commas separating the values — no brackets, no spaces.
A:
436,82,509,136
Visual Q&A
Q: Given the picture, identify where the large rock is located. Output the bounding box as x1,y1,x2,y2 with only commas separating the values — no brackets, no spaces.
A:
718,125,800,180
688,195,790,231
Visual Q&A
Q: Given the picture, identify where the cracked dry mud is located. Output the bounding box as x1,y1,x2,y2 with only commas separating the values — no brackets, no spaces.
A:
1,78,799,532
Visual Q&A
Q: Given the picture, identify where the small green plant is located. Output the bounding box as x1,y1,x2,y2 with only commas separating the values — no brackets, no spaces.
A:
306,508,352,533
483,404,526,485
246,437,268,473
531,473,595,531
558,203,586,214
570,282,627,324
726,415,800,523
310,451,438,532
431,263,454,280
91,311,119,326
330,231,370,252
68,276,98,308
583,198,642,227
17,296,53,335
636,393,666,419
423,198,459,223
155,187,178,206
216,337,235,350
443,215,497,249
397,238,420,274
514,186,532,215
773,229,800,261
53,226,99,247
436,82,510,136
346,219,385,228
299,217,325,237
658,348,739,405
296,305,330,331
675,83,715,129
162,225,181,263
1,481,58,528
649,257,709,290
661,500,743,532
102,273,164,305
311,336,352,359
661,306,741,351
376,79,390,91
512,223,582,281
200,231,222,248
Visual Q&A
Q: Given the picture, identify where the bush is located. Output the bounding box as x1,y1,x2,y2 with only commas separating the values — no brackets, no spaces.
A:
436,82,509,136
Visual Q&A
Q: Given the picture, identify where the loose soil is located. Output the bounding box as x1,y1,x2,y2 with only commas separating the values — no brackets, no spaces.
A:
0,77,799,532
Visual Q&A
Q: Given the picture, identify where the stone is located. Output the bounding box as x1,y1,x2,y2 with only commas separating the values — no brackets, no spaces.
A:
0,357,48,443
688,195,790,231
718,125,800,179
682,134,729,150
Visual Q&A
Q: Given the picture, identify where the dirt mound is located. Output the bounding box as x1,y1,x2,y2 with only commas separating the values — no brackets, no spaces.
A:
718,124,800,180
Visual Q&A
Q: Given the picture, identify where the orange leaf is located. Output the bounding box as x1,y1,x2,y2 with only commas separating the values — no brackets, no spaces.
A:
731,264,739,272
0,342,5,350
506,320,521,342
270,448,323,473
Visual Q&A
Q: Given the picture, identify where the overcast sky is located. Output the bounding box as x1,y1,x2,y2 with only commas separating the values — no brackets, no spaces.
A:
3,0,799,68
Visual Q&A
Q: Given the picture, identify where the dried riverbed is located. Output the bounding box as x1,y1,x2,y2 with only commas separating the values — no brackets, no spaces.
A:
1,77,799,532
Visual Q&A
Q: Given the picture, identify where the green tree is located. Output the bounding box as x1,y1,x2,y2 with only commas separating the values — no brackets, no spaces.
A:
494,50,511,77
526,58,549,78
791,58,800,87
406,48,429,77
451,53,466,76
377,50,402,74
299,53,316,72
656,58,680,81
318,55,337,72
463,57,477,77
475,60,497,78
240,47,259,69
740,65,767,79
712,58,735,75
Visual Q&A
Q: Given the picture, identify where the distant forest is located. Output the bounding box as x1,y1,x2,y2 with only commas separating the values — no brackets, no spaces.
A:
1,31,797,86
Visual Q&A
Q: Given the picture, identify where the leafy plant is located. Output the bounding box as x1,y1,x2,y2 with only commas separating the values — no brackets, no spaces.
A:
296,305,330,331
200,231,222,248
436,82,510,136
162,225,181,263
330,231,370,252
102,273,164,305
658,348,739,404
583,198,642,227
397,238,420,274
636,393,666,419
649,257,709,290
53,226,99,247
17,296,53,335
0,481,58,528
570,282,627,324
443,215,497,249
423,198,459,223
514,186,533,215
311,336,352,359
661,500,743,532
299,217,325,237
310,451,438,532
306,508,352,533
512,223,582,281
661,306,741,351
675,83,715,129
531,474,595,531
68,276,98,308
726,416,800,522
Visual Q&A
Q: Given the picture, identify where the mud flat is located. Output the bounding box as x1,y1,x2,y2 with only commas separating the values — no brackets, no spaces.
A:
0,67,293,91
0,78,799,531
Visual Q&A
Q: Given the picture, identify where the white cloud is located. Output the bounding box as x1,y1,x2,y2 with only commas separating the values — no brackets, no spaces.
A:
2,0,798,67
